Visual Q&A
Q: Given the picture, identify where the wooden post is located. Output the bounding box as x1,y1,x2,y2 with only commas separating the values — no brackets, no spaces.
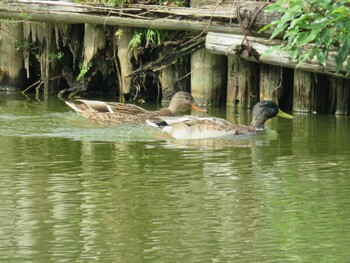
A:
191,48,227,105
226,55,259,108
330,77,350,115
190,0,226,106
115,27,133,101
259,64,282,103
159,58,189,103
0,22,25,90
293,70,315,113
314,74,331,113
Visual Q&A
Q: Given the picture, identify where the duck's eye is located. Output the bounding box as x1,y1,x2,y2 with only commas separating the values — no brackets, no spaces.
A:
185,97,190,100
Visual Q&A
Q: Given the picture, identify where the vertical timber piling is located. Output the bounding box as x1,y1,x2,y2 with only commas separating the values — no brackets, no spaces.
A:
226,56,259,108
259,64,282,103
159,58,189,103
0,22,25,90
191,48,227,106
330,77,350,115
190,0,226,106
115,27,134,101
293,70,315,113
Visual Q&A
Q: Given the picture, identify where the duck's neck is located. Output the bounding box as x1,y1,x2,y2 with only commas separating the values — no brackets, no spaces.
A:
157,108,174,116
250,116,267,130
167,103,180,115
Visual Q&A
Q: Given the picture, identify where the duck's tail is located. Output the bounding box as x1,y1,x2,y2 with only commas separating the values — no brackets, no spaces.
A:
65,101,83,113
146,119,169,128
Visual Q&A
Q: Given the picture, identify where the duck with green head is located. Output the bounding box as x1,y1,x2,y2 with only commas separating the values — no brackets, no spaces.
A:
146,100,294,139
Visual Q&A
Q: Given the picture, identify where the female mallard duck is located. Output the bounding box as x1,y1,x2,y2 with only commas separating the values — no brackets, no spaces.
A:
65,91,207,125
146,100,294,139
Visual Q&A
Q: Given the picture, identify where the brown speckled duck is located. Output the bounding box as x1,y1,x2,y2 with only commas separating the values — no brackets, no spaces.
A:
65,91,207,125
146,100,294,139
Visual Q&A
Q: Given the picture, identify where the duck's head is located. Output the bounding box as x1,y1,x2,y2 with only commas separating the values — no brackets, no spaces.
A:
250,100,294,129
168,91,207,114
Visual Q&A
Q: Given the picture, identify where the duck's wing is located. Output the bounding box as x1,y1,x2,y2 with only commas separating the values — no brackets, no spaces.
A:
147,116,239,139
75,99,148,114
65,101,85,113
74,99,112,112
104,102,149,115
157,116,232,126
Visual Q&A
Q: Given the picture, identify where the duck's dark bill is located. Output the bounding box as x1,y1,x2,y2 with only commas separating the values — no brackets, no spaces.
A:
191,104,208,113
277,109,294,119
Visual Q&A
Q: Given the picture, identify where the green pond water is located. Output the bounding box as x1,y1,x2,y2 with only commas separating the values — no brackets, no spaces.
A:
0,92,350,262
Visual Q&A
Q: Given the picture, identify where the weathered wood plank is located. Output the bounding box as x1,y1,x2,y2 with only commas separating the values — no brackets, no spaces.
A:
206,32,350,79
0,1,278,35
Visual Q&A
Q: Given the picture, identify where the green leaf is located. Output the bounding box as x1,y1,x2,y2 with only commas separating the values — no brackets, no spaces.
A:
345,57,350,74
264,2,287,12
297,29,318,45
270,23,288,39
332,6,346,14
259,22,277,33
284,29,300,39
290,47,299,62
322,29,334,47
289,14,310,29
336,38,350,72
317,51,327,66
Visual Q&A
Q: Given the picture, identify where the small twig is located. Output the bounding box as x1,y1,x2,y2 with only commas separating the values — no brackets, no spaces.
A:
21,79,42,94
181,1,220,47
306,0,326,18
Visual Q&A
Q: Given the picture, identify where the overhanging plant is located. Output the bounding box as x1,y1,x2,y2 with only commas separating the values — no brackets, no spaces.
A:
260,0,350,74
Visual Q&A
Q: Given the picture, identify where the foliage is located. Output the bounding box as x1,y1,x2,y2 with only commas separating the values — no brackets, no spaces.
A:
77,61,93,81
128,31,143,55
128,29,163,56
260,0,350,74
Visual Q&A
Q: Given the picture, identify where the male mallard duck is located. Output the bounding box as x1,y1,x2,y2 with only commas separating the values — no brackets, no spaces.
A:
146,100,294,139
65,91,207,125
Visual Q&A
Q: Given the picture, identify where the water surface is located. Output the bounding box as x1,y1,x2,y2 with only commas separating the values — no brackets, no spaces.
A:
0,92,349,262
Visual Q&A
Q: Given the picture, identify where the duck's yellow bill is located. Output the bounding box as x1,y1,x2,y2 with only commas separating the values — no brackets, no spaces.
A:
191,104,208,113
277,109,294,119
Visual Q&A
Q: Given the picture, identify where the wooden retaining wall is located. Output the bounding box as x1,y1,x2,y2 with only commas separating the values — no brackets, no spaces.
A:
0,1,349,114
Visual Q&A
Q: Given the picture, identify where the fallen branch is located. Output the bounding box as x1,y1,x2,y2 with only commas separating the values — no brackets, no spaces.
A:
0,1,280,35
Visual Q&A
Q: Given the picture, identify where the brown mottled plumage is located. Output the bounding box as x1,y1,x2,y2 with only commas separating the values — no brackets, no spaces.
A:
65,91,207,125
146,100,294,139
